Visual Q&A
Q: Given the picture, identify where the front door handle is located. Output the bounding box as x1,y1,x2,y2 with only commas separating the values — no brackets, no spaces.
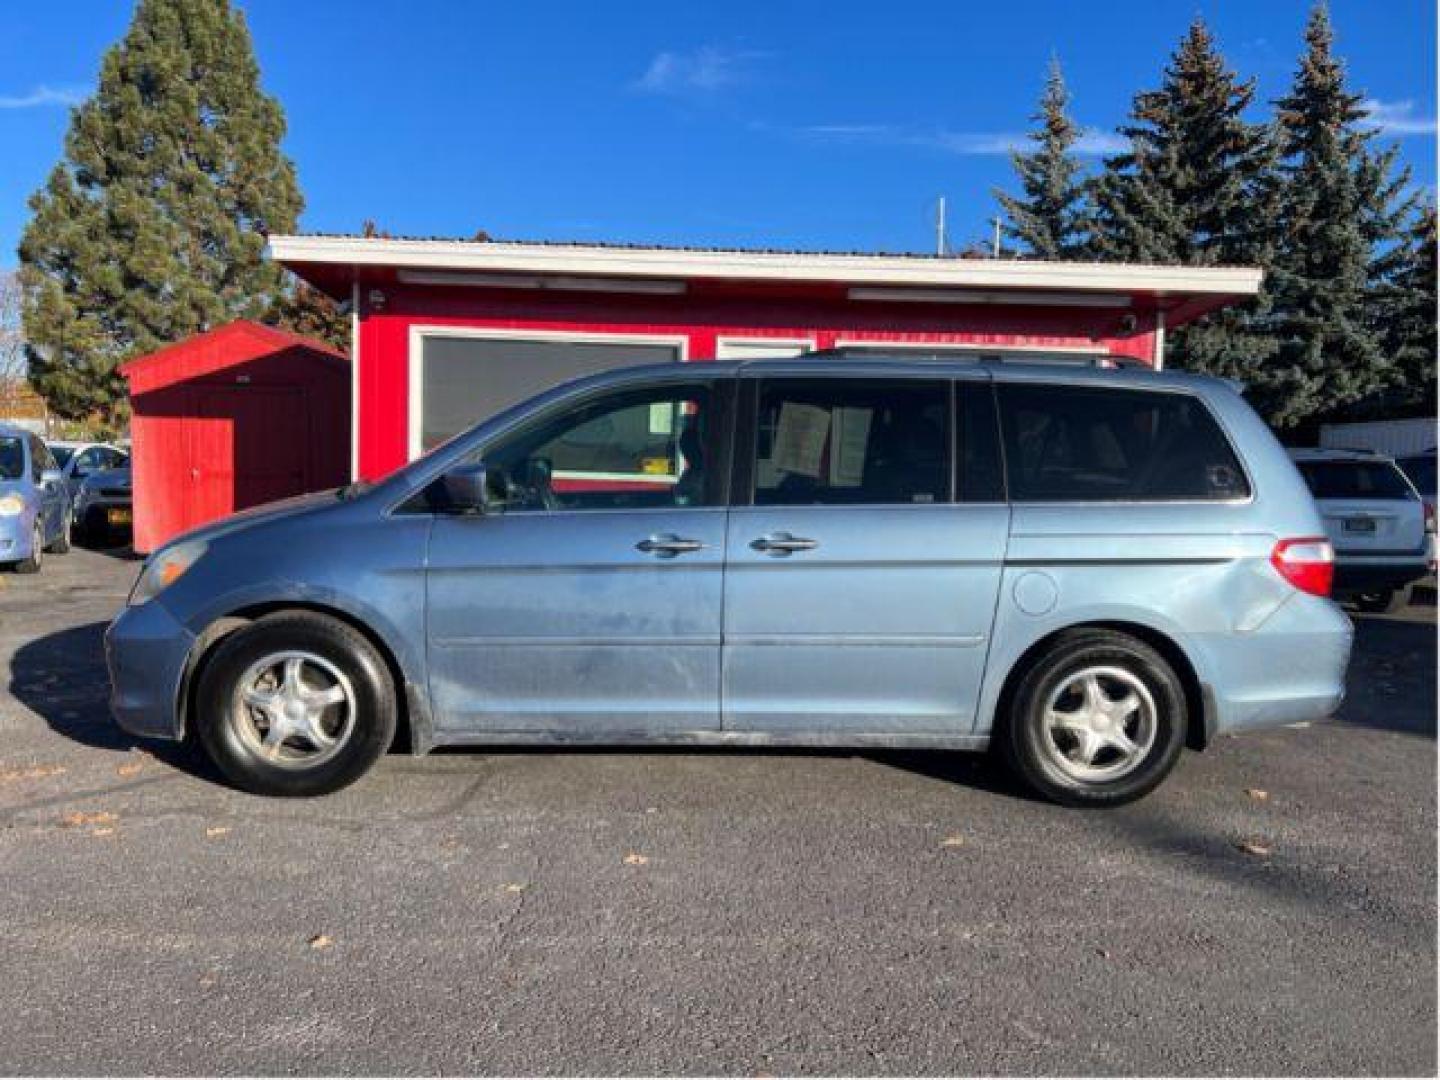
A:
636,533,706,558
751,531,819,556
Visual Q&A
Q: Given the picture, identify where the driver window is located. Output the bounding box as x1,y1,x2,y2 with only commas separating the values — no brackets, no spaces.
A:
481,383,717,512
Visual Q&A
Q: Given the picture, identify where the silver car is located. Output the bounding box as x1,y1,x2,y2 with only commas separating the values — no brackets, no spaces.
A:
1290,448,1434,613
106,358,1353,805
0,424,72,572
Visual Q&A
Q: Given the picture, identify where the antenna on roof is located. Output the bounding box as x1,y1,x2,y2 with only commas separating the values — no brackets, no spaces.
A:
992,216,1003,259
935,197,947,256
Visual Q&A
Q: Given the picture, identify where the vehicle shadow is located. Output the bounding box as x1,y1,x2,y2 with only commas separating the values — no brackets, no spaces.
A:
8,619,213,777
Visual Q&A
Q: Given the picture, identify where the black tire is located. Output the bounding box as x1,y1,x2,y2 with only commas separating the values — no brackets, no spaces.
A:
1354,585,1411,615
14,522,42,574
194,611,396,796
1000,628,1187,808
46,516,71,555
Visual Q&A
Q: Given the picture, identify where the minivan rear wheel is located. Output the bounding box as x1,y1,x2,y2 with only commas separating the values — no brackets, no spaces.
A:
1001,629,1187,807
195,612,396,796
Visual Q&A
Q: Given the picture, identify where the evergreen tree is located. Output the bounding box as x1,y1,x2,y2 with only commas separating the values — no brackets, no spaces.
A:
264,278,350,352
18,0,301,431
1375,203,1437,416
1263,3,1415,428
996,57,1090,259
1089,17,1279,385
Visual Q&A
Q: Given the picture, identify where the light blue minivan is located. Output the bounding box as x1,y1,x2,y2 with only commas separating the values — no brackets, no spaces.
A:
0,423,72,573
106,357,1353,805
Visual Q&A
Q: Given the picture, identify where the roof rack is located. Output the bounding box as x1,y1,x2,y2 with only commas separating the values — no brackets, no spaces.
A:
797,346,1142,370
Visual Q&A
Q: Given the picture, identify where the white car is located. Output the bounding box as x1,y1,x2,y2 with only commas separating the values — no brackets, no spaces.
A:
1290,447,1435,613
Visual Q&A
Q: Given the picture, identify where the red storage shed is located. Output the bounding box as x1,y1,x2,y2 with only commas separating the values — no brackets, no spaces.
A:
121,320,350,554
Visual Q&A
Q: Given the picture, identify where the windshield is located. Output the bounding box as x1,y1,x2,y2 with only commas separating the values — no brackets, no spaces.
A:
49,445,74,468
1297,460,1416,500
0,437,22,481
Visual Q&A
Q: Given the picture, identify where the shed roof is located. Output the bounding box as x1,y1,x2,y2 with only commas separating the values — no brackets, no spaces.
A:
267,234,1263,326
119,320,347,382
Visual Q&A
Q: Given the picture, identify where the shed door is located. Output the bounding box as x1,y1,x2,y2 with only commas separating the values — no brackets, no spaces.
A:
186,386,308,525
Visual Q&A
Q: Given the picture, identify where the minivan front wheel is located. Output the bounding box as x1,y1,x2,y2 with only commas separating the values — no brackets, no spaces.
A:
195,612,396,796
1002,629,1187,807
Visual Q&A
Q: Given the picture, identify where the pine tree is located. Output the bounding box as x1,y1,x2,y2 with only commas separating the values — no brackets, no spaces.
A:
17,0,302,431
1089,17,1278,386
1375,203,1437,416
1263,4,1415,428
265,278,350,352
996,57,1089,259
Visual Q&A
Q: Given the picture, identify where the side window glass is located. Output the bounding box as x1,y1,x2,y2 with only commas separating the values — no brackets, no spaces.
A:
996,384,1251,502
751,379,951,506
478,383,718,512
29,438,45,483
75,447,103,475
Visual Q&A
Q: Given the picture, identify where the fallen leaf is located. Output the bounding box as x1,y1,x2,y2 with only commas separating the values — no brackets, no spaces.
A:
61,811,117,828
502,882,527,894
623,852,650,866
0,764,66,783
115,761,142,777
939,835,966,848
1095,947,1111,959
205,826,230,838
307,934,333,950
1236,838,1272,857
1246,788,1269,802
91,827,115,838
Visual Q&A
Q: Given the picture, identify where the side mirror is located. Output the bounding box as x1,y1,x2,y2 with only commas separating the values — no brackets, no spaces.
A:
442,462,502,514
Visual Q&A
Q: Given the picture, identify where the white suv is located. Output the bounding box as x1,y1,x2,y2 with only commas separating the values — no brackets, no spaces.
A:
1290,448,1435,613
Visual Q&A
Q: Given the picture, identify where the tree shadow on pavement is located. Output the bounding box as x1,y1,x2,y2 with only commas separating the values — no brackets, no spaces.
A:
9,619,211,776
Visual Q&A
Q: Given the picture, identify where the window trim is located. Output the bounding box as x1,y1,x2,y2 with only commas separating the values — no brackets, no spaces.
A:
992,380,1256,506
736,375,957,509
406,325,691,461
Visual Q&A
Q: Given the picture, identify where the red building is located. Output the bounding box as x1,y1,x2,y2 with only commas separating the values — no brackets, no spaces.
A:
268,235,1263,481
122,320,350,553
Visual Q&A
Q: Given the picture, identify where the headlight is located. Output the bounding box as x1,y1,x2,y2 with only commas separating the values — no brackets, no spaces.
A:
0,494,23,517
128,539,208,607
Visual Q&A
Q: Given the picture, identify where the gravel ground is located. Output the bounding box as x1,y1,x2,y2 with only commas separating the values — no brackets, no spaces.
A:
0,544,1434,1076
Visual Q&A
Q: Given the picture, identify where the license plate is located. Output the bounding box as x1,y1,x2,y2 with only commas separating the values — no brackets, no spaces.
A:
107,508,132,526
1343,517,1376,534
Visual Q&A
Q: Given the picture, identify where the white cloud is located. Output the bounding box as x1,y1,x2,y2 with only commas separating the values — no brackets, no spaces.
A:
635,47,764,95
798,122,1125,157
0,84,85,110
1361,98,1437,136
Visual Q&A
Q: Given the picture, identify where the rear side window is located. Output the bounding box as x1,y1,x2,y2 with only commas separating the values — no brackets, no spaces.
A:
751,379,951,506
996,384,1250,502
1297,461,1416,500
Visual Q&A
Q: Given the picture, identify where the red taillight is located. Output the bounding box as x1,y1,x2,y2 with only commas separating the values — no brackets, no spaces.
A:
1271,537,1335,597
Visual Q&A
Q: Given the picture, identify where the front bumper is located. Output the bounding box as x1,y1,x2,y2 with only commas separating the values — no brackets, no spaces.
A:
0,512,33,562
105,599,195,741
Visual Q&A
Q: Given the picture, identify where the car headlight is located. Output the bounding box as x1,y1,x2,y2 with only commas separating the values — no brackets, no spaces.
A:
128,539,208,607
0,494,23,517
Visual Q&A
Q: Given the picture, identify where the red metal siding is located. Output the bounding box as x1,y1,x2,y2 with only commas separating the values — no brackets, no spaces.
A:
123,322,350,554
355,283,1159,480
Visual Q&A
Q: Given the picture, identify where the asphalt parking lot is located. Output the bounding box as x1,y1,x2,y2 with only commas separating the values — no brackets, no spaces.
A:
0,544,1434,1076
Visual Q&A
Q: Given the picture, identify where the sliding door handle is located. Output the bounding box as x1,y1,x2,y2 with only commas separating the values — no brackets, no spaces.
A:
636,534,706,557
751,532,819,556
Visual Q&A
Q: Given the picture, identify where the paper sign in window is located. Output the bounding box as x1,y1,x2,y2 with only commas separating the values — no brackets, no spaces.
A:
649,402,676,435
771,402,831,478
829,407,873,487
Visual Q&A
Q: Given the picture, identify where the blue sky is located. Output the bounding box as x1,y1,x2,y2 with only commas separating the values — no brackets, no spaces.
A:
0,0,1434,267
